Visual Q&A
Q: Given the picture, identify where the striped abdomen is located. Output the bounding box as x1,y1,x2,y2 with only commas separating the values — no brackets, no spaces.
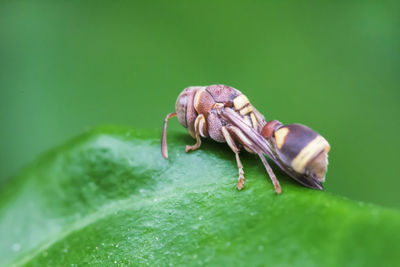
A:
273,124,330,182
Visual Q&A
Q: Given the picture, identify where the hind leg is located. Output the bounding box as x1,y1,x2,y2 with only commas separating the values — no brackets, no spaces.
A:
227,125,282,194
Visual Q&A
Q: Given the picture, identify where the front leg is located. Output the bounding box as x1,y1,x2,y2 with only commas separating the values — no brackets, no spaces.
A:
185,114,206,153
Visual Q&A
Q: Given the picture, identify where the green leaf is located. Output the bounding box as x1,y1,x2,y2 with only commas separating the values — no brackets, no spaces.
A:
1,127,399,266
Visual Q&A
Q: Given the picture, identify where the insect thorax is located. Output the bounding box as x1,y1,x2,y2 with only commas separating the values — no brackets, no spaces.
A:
195,85,264,131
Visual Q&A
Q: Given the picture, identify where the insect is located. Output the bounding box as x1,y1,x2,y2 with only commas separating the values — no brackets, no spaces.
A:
161,85,330,194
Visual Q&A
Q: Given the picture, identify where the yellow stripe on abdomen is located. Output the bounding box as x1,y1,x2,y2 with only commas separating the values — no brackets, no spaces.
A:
291,136,330,173
275,128,289,150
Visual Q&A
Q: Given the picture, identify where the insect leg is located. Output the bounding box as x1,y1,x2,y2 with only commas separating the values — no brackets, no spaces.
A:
258,154,282,194
185,114,205,153
221,126,245,190
226,125,281,194
161,112,177,159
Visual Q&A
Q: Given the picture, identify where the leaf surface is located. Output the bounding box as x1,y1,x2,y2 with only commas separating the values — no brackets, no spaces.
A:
0,127,399,266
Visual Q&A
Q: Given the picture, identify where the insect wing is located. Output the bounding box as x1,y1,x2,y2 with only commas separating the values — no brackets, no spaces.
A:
220,108,274,157
220,108,323,190
285,170,323,190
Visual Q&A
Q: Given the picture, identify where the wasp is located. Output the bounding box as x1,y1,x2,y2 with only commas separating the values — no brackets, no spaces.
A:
161,85,330,194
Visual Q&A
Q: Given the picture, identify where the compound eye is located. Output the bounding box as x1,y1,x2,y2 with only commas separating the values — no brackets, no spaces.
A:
175,87,199,128
261,120,283,139
176,91,188,127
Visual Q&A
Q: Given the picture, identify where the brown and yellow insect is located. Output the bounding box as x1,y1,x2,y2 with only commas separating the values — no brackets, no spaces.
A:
161,85,330,193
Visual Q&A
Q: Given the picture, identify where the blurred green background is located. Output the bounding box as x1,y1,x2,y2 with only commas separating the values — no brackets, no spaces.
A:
0,1,399,208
